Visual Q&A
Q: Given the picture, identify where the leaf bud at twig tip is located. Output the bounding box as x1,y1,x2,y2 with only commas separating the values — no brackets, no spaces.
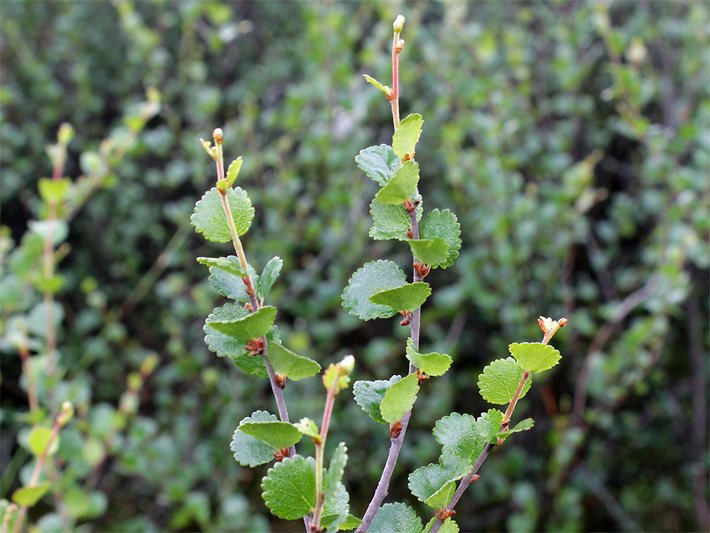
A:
58,123,74,146
393,15,405,33
395,39,405,53
338,354,355,376
472,474,480,482
58,401,74,426
213,128,223,144
558,317,568,327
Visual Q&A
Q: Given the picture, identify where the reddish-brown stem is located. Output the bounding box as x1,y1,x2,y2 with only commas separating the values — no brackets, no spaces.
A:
390,31,401,128
311,378,339,531
429,323,566,533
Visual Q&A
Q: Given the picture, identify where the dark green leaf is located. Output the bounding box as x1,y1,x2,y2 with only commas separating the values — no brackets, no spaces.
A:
374,161,420,205
342,260,407,320
356,145,401,186
369,282,431,312
353,376,402,424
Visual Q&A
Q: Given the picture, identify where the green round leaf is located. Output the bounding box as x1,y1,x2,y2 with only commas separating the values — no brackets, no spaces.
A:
419,209,461,269
380,373,419,424
369,282,431,312
342,260,406,320
370,502,423,533
239,420,303,449
231,411,277,467
405,339,453,377
27,426,58,457
12,483,50,507
392,113,424,158
509,342,561,373
406,238,449,267
356,145,401,186
191,186,254,242
477,357,532,405
206,305,277,343
374,161,420,205
268,343,320,381
353,376,402,424
261,455,316,520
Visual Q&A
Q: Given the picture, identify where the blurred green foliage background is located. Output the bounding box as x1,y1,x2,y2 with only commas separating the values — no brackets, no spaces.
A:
1,1,708,531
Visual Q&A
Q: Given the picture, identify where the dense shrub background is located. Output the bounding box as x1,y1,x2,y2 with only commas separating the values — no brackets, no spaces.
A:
1,1,708,531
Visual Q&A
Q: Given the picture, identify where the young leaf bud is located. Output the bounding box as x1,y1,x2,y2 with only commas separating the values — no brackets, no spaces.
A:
213,128,223,144
393,15,405,33
57,401,74,427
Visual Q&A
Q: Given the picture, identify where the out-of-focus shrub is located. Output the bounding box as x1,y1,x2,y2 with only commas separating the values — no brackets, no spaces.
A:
1,1,707,531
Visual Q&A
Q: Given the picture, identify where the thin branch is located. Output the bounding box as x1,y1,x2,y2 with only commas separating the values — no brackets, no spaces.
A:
429,321,566,533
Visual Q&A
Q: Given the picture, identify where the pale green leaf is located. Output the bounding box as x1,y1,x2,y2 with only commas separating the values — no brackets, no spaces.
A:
355,145,401,186
433,412,485,463
353,376,402,424
424,518,459,533
39,178,71,203
28,220,68,245
257,256,283,299
419,209,461,269
12,483,50,507
208,257,258,302
392,113,424,158
369,502,422,533
268,343,320,381
498,418,535,442
197,256,246,276
323,362,351,393
231,411,277,467
363,75,391,98
239,421,302,449
380,373,419,424
27,426,58,457
342,260,406,320
408,459,465,508
477,357,532,405
203,303,269,378
322,482,350,531
406,238,450,267
324,443,348,517
206,305,277,342
405,339,453,377
477,409,505,444
293,418,319,440
369,197,422,241
509,342,562,373
369,282,431,312
338,515,362,530
225,157,243,187
374,161,419,205
261,455,315,520
191,186,254,242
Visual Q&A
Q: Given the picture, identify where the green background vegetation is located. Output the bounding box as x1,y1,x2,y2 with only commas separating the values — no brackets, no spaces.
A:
1,1,708,531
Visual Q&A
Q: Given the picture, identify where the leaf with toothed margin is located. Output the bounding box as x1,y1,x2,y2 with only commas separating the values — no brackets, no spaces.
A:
433,412,486,464
268,343,321,381
322,482,350,531
204,303,269,377
261,455,315,519
408,455,468,509
191,186,254,242
208,257,258,302
477,409,505,444
337,515,362,531
342,260,407,320
374,161,420,205
509,342,562,373
392,113,424,159
419,209,461,269
477,357,532,405
257,256,283,300
230,411,278,467
353,376,402,424
498,418,535,442
370,502,423,533
369,282,431,312
323,443,348,526
239,421,303,449
424,517,460,533
380,373,419,424
405,238,450,267
369,196,423,241
405,339,453,377
206,305,276,342
355,145,401,186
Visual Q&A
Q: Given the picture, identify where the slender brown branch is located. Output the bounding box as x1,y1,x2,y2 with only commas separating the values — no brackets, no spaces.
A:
311,377,339,531
429,321,566,533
